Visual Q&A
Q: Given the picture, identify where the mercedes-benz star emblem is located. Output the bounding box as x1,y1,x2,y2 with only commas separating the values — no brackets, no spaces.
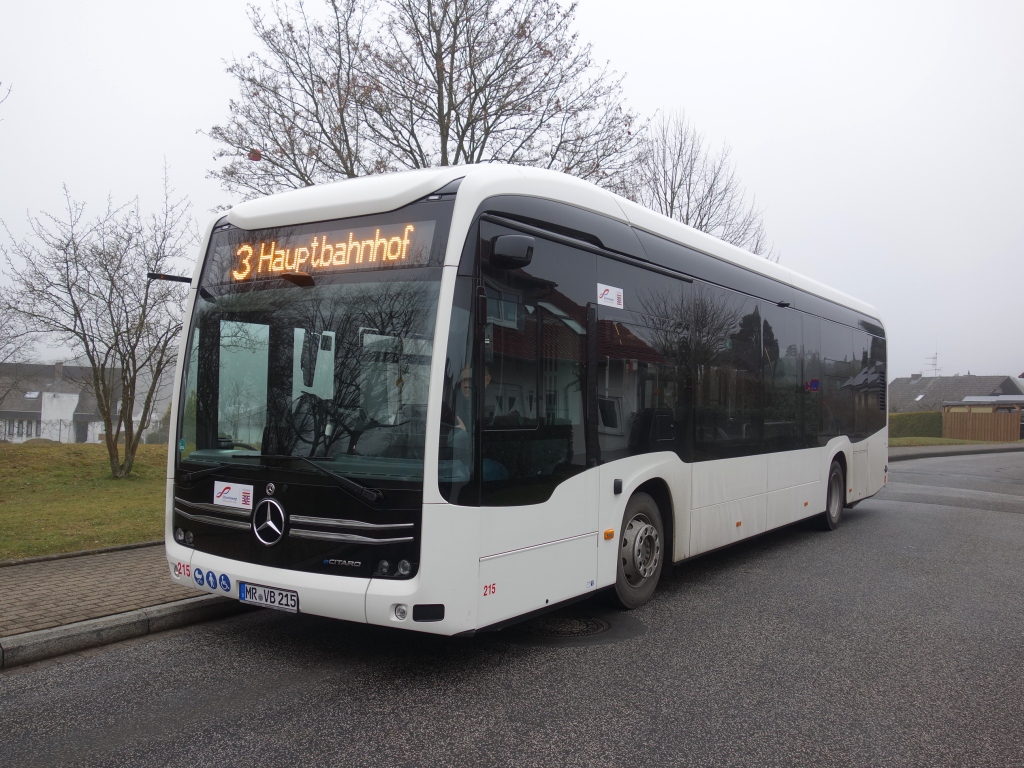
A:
266,483,275,496
252,498,286,546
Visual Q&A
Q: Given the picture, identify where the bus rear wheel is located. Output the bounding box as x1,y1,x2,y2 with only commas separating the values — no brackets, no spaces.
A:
820,460,845,531
611,492,664,609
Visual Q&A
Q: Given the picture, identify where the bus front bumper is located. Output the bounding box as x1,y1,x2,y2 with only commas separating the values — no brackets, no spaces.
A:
165,540,470,635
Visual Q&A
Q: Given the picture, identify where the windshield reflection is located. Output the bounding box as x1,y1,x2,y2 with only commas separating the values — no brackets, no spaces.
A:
180,270,442,482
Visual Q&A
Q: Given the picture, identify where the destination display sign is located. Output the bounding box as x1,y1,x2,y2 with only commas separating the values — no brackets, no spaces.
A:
227,220,436,282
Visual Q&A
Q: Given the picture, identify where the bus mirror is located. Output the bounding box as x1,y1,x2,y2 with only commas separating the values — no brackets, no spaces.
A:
490,235,534,269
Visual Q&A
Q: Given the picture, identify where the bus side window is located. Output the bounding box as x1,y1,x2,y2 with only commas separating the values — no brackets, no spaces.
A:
761,303,802,453
595,257,691,463
479,231,594,506
802,315,821,449
820,320,854,440
692,284,762,461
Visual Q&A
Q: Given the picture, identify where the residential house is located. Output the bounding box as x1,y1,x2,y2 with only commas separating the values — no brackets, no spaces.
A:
888,374,1024,414
0,363,111,443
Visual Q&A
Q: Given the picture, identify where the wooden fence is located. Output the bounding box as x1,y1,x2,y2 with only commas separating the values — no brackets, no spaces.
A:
942,411,1020,442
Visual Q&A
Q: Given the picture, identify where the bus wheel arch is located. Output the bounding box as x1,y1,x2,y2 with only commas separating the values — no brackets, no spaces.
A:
830,449,848,488
611,490,665,610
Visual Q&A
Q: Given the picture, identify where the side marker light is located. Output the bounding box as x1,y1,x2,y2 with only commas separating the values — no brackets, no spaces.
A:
604,529,615,540
736,521,742,527
804,502,808,507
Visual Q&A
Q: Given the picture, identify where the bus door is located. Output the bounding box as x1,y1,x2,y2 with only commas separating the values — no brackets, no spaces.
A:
473,223,599,627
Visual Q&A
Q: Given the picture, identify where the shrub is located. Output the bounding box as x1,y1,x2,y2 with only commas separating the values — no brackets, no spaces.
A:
889,411,943,438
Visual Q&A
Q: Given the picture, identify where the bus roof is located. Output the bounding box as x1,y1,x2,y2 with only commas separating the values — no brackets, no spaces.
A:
223,163,881,323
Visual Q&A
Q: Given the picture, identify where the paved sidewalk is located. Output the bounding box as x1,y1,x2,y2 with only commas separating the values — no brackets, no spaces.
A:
0,545,194,637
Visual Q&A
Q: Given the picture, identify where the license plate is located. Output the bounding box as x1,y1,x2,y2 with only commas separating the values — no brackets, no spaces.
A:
238,582,299,613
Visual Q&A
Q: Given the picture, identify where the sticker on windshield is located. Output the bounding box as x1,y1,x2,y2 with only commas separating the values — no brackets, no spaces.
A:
213,481,253,510
597,283,623,309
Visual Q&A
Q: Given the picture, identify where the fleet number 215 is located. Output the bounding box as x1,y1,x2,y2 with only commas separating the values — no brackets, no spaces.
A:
483,583,496,596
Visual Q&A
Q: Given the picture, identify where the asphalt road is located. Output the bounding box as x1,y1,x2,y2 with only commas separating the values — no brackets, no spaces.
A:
3,452,1024,768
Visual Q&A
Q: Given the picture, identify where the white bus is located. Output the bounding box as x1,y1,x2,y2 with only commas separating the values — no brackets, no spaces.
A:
165,164,887,634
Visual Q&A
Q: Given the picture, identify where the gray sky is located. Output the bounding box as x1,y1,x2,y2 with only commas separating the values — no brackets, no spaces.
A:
2,0,1022,380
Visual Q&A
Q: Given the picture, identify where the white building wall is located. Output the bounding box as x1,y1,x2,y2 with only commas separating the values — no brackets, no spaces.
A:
39,392,81,443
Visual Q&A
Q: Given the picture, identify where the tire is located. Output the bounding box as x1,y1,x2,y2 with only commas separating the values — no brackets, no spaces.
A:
611,492,665,609
819,460,845,531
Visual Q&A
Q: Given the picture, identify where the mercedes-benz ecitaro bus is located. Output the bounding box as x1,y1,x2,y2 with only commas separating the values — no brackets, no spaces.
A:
165,164,888,635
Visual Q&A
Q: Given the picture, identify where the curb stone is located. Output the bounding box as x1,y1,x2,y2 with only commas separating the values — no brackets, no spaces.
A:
0,594,251,669
889,444,1024,463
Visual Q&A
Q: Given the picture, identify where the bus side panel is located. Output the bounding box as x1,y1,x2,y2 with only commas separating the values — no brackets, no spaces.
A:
870,428,888,492
691,454,768,510
767,484,821,529
477,533,598,628
766,447,823,529
477,471,596,558
689,454,768,555
767,447,820,492
691,495,767,554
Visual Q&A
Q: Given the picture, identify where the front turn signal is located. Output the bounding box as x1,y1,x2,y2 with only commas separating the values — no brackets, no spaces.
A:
604,529,615,540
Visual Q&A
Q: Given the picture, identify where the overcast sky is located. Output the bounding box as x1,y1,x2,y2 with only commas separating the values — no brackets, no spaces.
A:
2,0,1021,380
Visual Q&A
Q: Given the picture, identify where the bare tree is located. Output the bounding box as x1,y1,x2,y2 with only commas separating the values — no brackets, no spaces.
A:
0,309,32,410
367,0,638,184
208,0,640,198
209,0,380,197
629,112,774,259
0,174,195,477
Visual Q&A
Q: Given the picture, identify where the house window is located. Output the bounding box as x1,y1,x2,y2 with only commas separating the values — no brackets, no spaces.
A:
485,286,520,329
597,396,623,435
17,420,23,437
35,420,41,437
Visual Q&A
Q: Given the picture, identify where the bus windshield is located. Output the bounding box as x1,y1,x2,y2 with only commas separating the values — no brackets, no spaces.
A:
178,203,452,484
179,269,442,482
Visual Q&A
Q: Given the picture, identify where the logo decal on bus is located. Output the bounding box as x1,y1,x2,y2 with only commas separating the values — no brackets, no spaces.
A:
213,481,254,510
597,283,623,309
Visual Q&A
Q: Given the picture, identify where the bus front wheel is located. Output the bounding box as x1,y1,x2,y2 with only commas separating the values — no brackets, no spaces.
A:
611,492,664,609
820,461,845,531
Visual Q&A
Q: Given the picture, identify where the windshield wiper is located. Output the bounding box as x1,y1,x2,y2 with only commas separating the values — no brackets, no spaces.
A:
231,454,385,506
179,463,235,484
179,460,274,484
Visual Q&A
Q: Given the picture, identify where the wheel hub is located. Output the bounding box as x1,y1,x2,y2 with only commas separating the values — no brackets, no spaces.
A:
621,514,661,585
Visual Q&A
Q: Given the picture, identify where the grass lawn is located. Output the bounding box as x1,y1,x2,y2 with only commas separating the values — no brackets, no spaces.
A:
0,443,167,561
889,437,1024,447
